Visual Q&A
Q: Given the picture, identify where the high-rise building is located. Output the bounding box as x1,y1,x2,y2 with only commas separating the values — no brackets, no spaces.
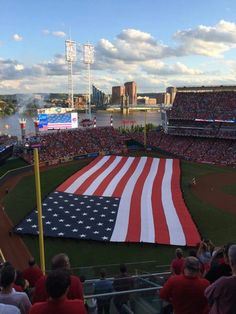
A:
112,86,125,105
124,81,137,106
166,86,177,104
92,85,108,108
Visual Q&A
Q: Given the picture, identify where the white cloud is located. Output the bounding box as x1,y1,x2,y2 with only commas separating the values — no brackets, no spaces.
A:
52,31,66,38
2,20,236,93
174,20,236,57
14,64,24,71
13,34,23,42
43,29,66,38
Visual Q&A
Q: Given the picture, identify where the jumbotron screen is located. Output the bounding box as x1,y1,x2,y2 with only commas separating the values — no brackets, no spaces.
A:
38,112,78,131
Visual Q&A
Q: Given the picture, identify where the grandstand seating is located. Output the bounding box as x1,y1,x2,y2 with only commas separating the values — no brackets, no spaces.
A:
129,130,236,166
19,127,128,164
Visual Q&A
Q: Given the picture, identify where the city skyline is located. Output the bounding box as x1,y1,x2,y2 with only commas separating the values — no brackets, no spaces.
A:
1,0,236,94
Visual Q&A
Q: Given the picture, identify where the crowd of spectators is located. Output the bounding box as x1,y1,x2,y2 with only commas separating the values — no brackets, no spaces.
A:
19,127,128,164
129,130,236,166
168,91,236,121
1,243,236,313
0,254,136,314
160,241,236,314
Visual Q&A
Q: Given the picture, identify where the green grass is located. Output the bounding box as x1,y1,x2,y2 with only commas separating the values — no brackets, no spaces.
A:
3,156,236,274
0,158,28,177
222,184,236,196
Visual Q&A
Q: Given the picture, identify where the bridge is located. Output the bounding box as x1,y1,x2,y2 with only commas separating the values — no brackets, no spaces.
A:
106,104,169,113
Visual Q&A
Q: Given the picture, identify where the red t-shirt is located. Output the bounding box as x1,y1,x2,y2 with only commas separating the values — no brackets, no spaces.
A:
33,275,83,304
160,274,210,314
171,257,185,275
30,297,87,314
23,266,43,287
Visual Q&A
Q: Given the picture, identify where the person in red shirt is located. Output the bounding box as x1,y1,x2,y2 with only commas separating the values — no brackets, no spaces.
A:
23,258,43,288
160,256,210,314
32,253,83,304
29,269,86,314
170,248,185,275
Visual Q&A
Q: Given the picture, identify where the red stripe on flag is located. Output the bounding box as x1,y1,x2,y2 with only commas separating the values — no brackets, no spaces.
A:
93,157,128,196
126,158,153,242
171,159,201,246
152,159,170,244
112,157,141,197
74,155,116,194
56,156,103,192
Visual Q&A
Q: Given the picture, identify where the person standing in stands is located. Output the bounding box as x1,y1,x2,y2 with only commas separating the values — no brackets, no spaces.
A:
170,248,185,275
0,265,31,314
113,264,134,313
94,269,113,314
29,269,86,314
0,303,20,314
33,253,83,303
205,244,236,314
160,257,209,314
204,243,232,283
23,258,43,289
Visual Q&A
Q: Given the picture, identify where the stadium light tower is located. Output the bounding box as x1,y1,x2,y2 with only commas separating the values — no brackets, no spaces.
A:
83,43,94,120
65,40,77,109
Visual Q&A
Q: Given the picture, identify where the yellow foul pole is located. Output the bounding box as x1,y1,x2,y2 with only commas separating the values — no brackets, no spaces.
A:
33,148,45,274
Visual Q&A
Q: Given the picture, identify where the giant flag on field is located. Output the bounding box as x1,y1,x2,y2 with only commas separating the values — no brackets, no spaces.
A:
15,156,201,246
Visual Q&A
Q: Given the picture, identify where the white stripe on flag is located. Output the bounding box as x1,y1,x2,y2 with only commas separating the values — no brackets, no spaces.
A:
103,157,135,197
110,157,147,242
162,159,186,245
65,155,110,193
84,156,123,195
140,158,160,243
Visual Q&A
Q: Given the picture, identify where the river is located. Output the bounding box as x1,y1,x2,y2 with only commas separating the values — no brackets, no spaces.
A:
0,110,161,138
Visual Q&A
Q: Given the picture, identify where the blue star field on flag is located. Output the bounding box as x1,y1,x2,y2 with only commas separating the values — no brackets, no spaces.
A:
14,191,120,241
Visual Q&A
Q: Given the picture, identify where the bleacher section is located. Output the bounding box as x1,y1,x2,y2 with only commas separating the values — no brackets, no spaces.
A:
19,127,128,165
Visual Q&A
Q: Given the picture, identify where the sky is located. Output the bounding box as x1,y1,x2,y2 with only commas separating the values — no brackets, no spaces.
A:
1,0,236,94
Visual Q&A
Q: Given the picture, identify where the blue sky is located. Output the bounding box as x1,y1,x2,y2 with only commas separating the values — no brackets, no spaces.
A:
1,0,236,94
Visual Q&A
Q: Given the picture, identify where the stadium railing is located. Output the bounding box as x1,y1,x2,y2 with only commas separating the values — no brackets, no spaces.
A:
83,271,168,314
71,261,170,279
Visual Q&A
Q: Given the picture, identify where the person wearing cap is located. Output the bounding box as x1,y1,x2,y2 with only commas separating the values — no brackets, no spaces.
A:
205,244,236,314
170,248,185,275
159,256,210,314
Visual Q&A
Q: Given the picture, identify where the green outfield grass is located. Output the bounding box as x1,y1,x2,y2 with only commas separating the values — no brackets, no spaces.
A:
0,158,28,177
3,156,236,274
222,184,236,196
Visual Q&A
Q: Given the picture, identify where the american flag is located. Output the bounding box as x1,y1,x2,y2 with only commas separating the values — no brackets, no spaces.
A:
15,156,200,246
47,113,76,129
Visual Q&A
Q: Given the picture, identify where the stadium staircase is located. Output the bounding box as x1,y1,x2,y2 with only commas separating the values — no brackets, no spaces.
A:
77,262,171,314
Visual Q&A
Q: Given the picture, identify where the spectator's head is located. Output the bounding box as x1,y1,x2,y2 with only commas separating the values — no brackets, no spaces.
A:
51,253,70,270
119,264,127,274
175,248,183,258
0,265,16,288
228,245,236,272
100,269,106,279
223,243,234,263
46,269,71,299
184,257,200,276
28,258,36,267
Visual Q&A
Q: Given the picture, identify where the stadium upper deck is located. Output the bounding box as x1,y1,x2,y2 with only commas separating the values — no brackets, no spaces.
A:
167,88,236,140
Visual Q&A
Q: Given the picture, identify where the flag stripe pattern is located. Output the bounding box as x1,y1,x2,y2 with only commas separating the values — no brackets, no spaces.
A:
56,155,200,246
15,156,200,246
